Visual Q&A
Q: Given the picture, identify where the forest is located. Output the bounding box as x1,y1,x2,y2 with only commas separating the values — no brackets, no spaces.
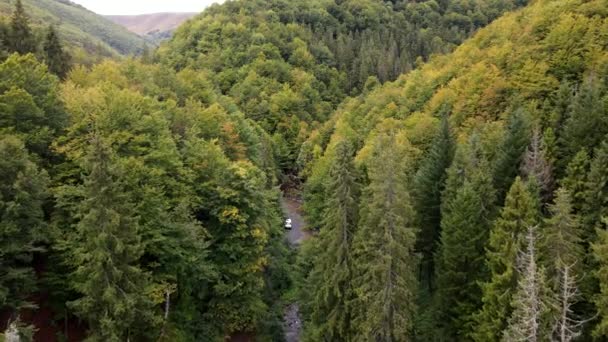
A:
0,0,607,341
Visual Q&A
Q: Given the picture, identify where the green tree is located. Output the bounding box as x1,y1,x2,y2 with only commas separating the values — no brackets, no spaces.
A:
8,0,37,55
183,137,271,337
474,177,540,342
351,128,418,341
412,115,454,291
493,110,530,202
560,80,607,167
582,140,608,243
0,135,48,311
593,217,608,337
433,139,495,339
308,140,360,341
68,136,151,341
560,150,590,213
542,188,583,283
43,25,71,79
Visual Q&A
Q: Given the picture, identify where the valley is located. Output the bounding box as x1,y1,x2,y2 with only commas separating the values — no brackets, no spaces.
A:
1,0,608,341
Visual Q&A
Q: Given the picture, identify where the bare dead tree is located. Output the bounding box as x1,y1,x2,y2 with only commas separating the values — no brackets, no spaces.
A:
552,263,584,342
521,127,553,201
503,225,544,342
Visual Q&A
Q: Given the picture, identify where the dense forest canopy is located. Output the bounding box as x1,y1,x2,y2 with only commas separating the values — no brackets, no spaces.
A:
158,0,527,173
1,0,608,341
300,0,608,340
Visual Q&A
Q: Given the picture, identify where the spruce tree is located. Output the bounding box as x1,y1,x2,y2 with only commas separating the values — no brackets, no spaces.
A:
309,140,360,341
560,79,607,162
474,177,540,342
587,141,608,337
542,188,583,283
0,136,48,311
351,129,418,341
593,218,608,337
560,149,590,213
8,0,36,55
493,109,530,202
69,136,150,341
412,115,454,291
433,140,495,339
582,140,608,243
43,25,71,79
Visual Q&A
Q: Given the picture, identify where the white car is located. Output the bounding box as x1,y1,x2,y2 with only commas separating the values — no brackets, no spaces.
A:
284,218,292,230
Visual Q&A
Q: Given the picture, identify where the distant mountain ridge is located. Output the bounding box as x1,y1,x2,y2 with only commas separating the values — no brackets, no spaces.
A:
106,12,197,42
0,0,147,59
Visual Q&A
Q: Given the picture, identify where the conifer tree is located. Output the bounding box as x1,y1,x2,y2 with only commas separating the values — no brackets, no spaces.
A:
309,140,360,341
433,139,495,339
560,79,607,166
493,110,530,202
351,129,418,341
8,0,36,55
593,217,608,337
474,177,540,342
69,136,150,341
582,140,608,243
412,115,454,291
561,150,590,213
587,141,608,337
0,20,8,59
0,136,48,311
542,188,583,283
43,25,71,79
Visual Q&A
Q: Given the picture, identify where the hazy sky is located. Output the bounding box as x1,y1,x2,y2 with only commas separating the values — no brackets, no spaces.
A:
70,0,224,15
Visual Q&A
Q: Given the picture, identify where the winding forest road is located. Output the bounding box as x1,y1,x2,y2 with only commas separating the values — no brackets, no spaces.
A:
280,194,311,342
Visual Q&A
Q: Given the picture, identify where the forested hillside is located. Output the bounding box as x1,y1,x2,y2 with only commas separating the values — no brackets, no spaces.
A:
299,0,608,340
158,0,526,174
0,0,146,63
2,0,608,341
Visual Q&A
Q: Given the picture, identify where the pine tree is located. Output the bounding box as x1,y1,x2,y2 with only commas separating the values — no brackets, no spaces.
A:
351,129,418,341
412,115,454,291
493,109,530,202
8,0,37,55
0,136,48,311
68,136,150,341
309,140,360,341
433,140,495,339
474,177,540,342
503,225,549,342
43,25,71,79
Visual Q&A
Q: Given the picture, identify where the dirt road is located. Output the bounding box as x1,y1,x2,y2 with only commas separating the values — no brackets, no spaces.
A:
280,196,311,246
280,194,311,342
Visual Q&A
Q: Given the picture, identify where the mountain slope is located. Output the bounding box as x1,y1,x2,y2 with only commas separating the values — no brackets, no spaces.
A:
0,0,146,59
158,0,527,174
301,0,608,339
106,12,196,42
